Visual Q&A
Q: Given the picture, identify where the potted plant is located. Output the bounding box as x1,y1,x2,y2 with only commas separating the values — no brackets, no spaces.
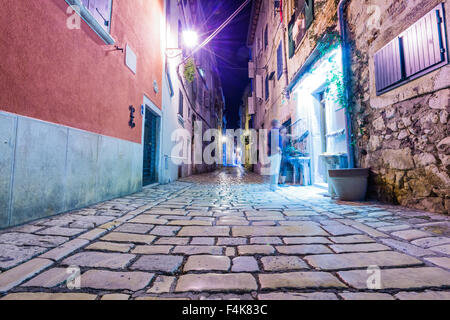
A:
328,168,369,201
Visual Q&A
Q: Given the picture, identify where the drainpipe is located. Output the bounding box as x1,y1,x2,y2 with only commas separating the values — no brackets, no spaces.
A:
338,0,355,169
281,1,289,89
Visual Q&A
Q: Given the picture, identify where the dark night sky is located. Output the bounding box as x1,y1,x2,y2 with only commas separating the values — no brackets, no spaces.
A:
201,0,252,129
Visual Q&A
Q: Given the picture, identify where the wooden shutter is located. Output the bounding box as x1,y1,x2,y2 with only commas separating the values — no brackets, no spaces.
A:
248,61,255,78
288,20,295,58
277,42,283,79
248,96,255,115
305,0,314,28
401,5,446,78
374,38,403,94
256,75,263,99
265,75,269,100
264,25,268,49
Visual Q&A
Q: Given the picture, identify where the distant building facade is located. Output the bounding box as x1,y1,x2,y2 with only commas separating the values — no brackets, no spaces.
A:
163,0,225,181
239,84,255,170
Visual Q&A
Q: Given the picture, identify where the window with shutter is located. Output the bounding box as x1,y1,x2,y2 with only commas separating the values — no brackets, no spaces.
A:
264,25,268,50
256,75,263,99
248,96,255,115
66,0,113,43
401,6,446,78
92,0,112,32
374,3,448,95
277,42,283,79
374,38,403,94
288,20,295,58
248,61,255,78
305,0,314,29
288,0,312,56
80,0,112,32
265,74,269,101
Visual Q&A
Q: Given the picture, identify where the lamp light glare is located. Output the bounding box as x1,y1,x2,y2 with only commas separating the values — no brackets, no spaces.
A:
183,31,198,48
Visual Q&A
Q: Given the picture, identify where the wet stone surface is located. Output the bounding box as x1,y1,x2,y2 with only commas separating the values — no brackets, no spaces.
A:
0,167,449,299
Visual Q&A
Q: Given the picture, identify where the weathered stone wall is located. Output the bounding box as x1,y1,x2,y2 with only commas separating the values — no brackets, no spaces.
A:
347,0,450,214
285,0,340,82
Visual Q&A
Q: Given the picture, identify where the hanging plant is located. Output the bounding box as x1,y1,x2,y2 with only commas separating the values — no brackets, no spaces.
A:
183,58,196,83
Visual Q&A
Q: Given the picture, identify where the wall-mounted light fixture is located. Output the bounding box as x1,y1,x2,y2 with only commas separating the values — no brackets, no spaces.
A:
129,106,136,128
165,30,199,58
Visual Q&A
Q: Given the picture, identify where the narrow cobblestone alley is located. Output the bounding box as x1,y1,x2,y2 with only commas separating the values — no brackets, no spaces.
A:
0,167,449,300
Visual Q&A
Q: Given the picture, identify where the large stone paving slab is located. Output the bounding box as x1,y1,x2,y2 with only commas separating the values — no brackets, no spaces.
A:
231,257,259,272
22,268,69,288
395,290,450,300
62,252,135,269
0,258,53,292
276,245,332,255
258,292,338,300
232,225,328,237
37,226,86,237
1,293,97,300
40,239,90,261
329,243,391,253
305,251,423,270
177,226,230,237
175,273,257,292
0,233,68,248
100,232,156,244
184,255,230,271
338,267,450,289
261,256,309,271
0,244,47,270
130,255,183,273
172,246,224,255
80,270,154,291
259,272,346,289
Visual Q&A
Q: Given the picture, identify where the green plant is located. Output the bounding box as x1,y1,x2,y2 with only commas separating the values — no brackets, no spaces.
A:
315,31,359,146
314,32,349,113
183,58,196,83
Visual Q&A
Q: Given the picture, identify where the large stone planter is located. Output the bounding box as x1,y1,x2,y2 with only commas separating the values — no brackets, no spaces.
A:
328,168,369,201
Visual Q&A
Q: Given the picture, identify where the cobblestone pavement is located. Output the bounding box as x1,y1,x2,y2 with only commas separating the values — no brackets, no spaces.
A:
0,167,449,300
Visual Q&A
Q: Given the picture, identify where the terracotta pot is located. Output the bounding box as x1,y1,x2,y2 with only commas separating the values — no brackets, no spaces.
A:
328,168,369,201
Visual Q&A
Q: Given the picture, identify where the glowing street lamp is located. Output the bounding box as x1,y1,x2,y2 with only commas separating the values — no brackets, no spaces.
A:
165,30,198,58
183,30,198,48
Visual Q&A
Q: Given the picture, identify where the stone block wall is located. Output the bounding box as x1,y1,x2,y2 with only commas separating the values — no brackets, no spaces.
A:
347,0,450,214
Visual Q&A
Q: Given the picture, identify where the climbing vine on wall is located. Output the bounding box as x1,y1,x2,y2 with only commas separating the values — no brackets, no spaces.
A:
314,31,362,147
183,58,196,83
317,31,349,114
